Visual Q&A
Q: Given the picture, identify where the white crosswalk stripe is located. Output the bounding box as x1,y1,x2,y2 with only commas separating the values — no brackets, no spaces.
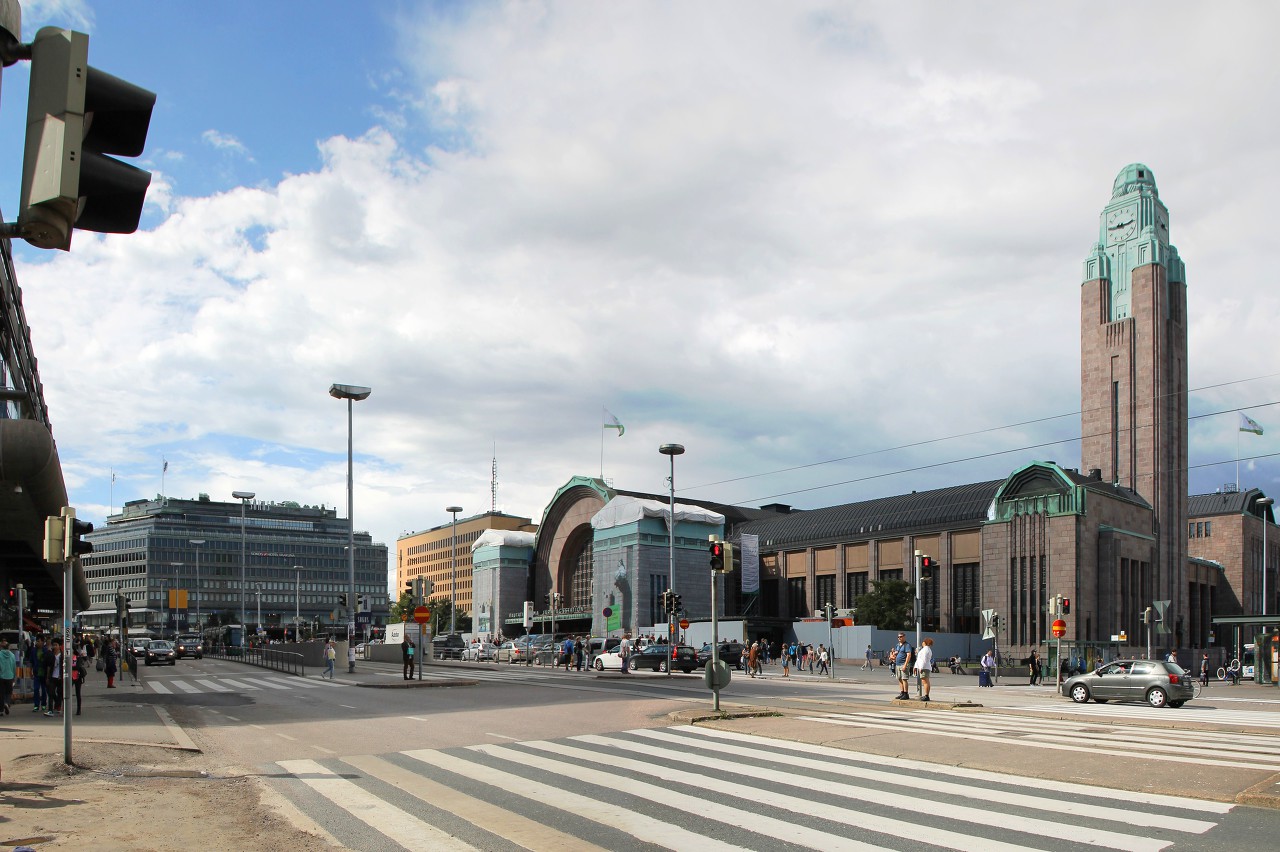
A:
1005,700,1280,729
798,710,1280,771
140,673,347,695
266,724,1237,851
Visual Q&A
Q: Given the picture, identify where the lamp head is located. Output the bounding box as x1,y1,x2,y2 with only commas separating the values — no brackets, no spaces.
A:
659,443,685,457
232,491,255,500
329,383,372,401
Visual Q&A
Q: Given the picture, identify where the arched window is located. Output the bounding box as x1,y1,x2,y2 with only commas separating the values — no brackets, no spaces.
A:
561,529,594,609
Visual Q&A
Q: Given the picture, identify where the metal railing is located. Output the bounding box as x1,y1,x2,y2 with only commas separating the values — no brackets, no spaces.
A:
208,646,305,676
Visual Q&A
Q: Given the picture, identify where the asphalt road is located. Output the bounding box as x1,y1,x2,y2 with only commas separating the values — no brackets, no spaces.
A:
115,655,1280,850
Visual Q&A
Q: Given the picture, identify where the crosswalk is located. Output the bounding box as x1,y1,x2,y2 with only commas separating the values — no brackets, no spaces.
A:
798,709,1280,772
138,674,349,694
1003,700,1280,729
267,724,1238,851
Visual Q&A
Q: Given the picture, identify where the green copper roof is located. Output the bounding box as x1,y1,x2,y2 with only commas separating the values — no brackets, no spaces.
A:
1112,163,1158,198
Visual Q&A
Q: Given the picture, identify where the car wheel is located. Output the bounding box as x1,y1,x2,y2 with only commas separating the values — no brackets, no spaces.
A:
1069,684,1090,703
658,660,668,673
682,668,693,674
1168,700,1185,708
1146,687,1168,708
594,659,604,671
1094,699,1108,703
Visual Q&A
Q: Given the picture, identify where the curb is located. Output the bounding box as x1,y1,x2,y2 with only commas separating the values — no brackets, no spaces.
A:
355,679,479,689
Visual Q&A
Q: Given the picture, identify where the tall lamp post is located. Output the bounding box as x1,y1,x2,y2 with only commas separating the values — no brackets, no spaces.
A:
254,583,263,633
232,491,255,631
189,540,204,630
1259,496,1274,619
659,443,685,668
330,383,372,657
294,565,304,642
446,506,463,635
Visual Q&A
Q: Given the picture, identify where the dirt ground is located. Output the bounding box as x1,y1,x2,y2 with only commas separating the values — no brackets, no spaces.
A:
0,742,338,850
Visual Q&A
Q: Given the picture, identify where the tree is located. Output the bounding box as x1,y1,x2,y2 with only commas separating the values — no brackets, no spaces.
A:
388,591,416,623
854,580,914,631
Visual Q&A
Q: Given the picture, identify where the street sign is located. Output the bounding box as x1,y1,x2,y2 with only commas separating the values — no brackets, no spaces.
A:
413,606,430,624
1051,619,1066,638
602,606,612,618
703,659,732,691
679,618,690,630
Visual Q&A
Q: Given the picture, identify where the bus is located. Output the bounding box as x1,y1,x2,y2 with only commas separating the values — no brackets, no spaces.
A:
203,624,245,656
1242,643,1256,679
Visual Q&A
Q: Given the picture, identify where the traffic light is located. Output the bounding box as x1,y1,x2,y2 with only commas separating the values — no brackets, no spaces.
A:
723,542,735,573
43,514,65,563
659,590,670,613
1142,606,1153,625
920,556,935,569
671,593,683,614
357,594,367,611
17,27,156,251
709,541,724,572
4,586,14,607
62,507,93,559
1062,597,1070,615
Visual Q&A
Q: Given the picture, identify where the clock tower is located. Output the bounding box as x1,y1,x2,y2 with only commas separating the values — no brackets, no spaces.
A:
1080,164,1188,642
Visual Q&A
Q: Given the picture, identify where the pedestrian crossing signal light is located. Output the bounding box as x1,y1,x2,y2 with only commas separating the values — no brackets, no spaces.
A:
1062,597,1070,614
709,542,724,572
62,507,93,559
17,28,156,250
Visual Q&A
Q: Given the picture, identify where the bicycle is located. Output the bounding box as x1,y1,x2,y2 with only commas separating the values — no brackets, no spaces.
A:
1189,678,1203,699
1216,659,1241,684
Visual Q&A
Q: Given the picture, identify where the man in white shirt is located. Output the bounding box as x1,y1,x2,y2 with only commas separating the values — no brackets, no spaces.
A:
913,637,935,702
619,634,632,674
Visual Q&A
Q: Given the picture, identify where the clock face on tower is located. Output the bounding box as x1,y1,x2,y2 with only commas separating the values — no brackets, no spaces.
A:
1106,206,1138,243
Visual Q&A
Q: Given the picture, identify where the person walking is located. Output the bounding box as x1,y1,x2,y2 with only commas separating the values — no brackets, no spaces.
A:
0,639,16,715
747,641,760,678
402,639,415,680
1199,652,1210,687
619,633,632,674
863,644,874,671
44,638,63,715
561,636,575,672
892,633,914,700
913,637,935,702
574,636,585,671
817,644,830,676
781,647,791,678
322,640,337,679
1028,649,1041,686
70,647,86,715
29,636,47,713
103,640,119,688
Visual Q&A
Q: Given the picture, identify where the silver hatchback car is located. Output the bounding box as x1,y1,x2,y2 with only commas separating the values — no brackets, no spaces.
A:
1061,659,1195,708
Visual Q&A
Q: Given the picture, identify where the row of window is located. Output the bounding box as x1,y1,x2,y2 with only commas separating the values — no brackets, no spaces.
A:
1188,521,1213,538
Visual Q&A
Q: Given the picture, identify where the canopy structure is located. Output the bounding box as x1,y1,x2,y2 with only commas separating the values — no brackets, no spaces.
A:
591,495,725,530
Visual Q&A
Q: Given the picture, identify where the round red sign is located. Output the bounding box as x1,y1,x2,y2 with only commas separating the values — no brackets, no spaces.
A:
1051,618,1066,638
679,618,690,630
414,606,431,624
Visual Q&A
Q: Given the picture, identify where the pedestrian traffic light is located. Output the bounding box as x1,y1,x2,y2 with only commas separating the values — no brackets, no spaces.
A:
672,593,683,614
62,507,93,559
1062,597,1070,614
43,514,65,563
920,556,935,569
17,27,156,251
709,541,725,572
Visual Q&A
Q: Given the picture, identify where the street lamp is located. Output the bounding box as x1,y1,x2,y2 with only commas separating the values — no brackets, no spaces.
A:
294,565,303,642
1259,496,1274,617
189,540,204,630
254,583,263,633
446,506,463,635
659,443,685,669
159,577,168,635
233,491,255,631
330,382,371,656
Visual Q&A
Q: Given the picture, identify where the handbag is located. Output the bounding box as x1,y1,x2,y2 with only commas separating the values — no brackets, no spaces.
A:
96,658,104,672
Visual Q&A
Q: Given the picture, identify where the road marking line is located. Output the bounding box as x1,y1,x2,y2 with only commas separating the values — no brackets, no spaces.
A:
194,679,233,693
224,715,240,722
339,704,357,710
170,680,202,694
276,733,297,741
239,677,292,690
405,747,753,852
628,729,1216,836
681,725,1234,814
311,745,335,754
345,753,600,852
277,759,476,851
485,733,518,740
148,682,173,694
217,679,261,690
152,706,199,751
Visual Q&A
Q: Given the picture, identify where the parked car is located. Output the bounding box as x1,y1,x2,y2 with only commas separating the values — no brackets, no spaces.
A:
462,641,497,661
592,647,626,671
1061,659,1196,708
628,643,698,674
145,640,177,666
432,633,466,660
494,641,519,662
696,641,745,668
173,634,203,659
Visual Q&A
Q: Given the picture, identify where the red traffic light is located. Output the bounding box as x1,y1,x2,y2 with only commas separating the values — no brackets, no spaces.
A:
709,542,725,571
1062,597,1071,614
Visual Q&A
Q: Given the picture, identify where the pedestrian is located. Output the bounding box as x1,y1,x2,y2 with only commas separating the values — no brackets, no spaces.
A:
44,638,63,715
71,647,86,715
124,643,142,687
781,646,791,678
1028,649,1041,686
619,633,632,674
892,633,914,700
103,639,118,688
979,649,995,687
863,644,873,671
29,636,47,713
747,641,760,678
0,639,15,715
913,637,935,702
402,639,414,680
323,640,337,679
817,644,830,676
574,636,584,671
561,636,574,672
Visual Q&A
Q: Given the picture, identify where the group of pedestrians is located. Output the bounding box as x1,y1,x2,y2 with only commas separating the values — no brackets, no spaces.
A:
0,634,134,718
888,633,936,701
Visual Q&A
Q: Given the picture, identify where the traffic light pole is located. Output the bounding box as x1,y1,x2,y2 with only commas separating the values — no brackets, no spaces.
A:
62,552,73,764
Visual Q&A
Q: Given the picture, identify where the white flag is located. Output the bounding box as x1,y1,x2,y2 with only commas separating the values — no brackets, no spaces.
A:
603,408,625,437
1240,412,1264,435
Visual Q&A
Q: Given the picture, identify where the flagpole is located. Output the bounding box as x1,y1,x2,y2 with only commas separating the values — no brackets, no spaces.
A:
1237,429,1241,491
600,407,606,479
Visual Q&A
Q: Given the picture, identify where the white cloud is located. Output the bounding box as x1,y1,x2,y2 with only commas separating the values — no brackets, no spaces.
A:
20,2,1280,589
202,129,253,160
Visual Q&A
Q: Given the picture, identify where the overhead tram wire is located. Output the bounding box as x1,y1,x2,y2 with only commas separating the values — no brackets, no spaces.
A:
714,396,1280,506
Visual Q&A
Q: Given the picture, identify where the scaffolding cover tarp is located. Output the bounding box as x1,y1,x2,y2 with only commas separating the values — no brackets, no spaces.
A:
471,529,536,552
590,495,725,530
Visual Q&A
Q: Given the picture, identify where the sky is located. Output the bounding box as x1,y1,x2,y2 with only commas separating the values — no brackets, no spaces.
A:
2,1,1278,595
